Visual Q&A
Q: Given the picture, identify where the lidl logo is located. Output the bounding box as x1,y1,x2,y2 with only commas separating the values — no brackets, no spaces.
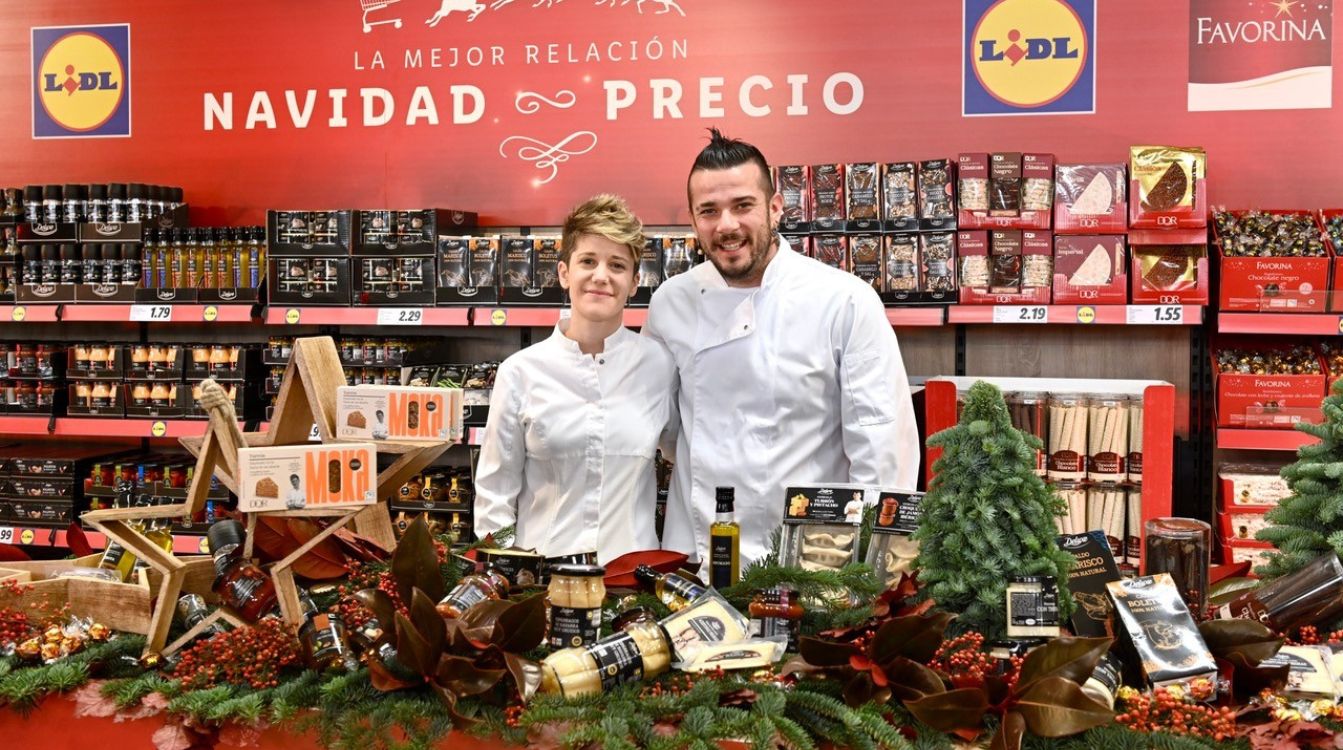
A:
963,0,1095,116
32,24,131,139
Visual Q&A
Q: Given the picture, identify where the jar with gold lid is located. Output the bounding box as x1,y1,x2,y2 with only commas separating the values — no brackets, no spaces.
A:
539,619,670,698
547,564,605,649
150,382,171,408
436,567,510,619
131,382,150,407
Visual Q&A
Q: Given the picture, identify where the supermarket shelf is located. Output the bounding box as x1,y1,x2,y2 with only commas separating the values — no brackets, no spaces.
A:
60,303,256,323
264,306,471,326
1217,312,1342,335
0,524,208,554
473,307,639,328
0,415,240,438
887,308,946,327
0,305,60,323
948,304,1203,326
1215,427,1319,451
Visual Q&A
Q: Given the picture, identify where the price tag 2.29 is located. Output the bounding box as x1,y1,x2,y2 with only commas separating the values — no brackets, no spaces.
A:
376,308,424,326
993,305,1049,324
130,304,173,322
1127,305,1184,325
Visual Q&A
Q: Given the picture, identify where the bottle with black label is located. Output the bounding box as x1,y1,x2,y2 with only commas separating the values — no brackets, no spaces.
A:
62,184,85,224
59,244,81,284
121,244,140,285
128,183,148,223
40,246,60,285
247,227,264,288
86,183,107,223
169,228,186,288
141,231,157,287
42,185,62,225
101,244,120,286
148,185,164,218
107,183,128,222
23,186,41,224
185,228,201,287
709,487,740,588
21,245,40,284
436,566,510,618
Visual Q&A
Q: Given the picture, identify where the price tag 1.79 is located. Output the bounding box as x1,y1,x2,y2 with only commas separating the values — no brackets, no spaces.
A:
0,526,13,544
376,308,424,326
1127,305,1184,325
993,305,1049,324
130,304,173,322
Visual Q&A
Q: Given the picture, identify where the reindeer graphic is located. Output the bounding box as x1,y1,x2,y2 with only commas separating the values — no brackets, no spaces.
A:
426,0,487,25
594,0,686,16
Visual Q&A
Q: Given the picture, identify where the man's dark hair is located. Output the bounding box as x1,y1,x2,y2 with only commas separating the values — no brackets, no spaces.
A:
688,128,774,198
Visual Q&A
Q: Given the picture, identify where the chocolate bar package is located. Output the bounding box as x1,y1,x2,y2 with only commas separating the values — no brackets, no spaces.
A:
882,162,918,232
813,234,848,271
989,153,1022,218
1107,573,1217,689
917,159,956,230
957,153,989,213
1021,230,1053,289
662,235,697,279
989,230,1023,294
1134,246,1203,293
1130,146,1207,229
849,234,883,293
437,235,499,304
783,234,811,258
469,237,499,289
883,234,919,293
810,164,846,230
1055,164,1127,233
1020,154,1055,213
535,236,561,289
1054,235,1127,304
846,163,880,231
957,230,990,290
920,232,956,293
501,236,535,289
638,236,664,290
1058,530,1122,638
438,236,470,289
775,165,811,231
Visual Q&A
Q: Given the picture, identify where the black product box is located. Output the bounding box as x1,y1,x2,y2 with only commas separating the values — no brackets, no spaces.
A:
0,496,74,525
78,205,189,241
353,255,437,306
498,236,564,306
126,345,186,381
4,387,64,416
354,209,478,255
776,165,811,233
267,256,351,305
198,284,262,304
1058,530,1122,638
918,159,958,231
134,286,200,303
437,236,499,305
1,444,135,477
661,235,699,282
66,381,125,417
7,475,75,499
267,210,354,256
74,281,138,303
630,235,664,307
846,163,881,232
0,258,15,302
462,403,490,427
18,223,78,243
4,347,64,379
15,282,75,304
182,380,249,419
183,346,256,382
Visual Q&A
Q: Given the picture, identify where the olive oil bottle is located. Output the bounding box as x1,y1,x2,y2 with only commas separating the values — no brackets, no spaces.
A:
709,486,740,588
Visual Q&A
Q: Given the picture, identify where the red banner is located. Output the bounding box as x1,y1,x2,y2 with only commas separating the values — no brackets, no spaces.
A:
0,1,1341,225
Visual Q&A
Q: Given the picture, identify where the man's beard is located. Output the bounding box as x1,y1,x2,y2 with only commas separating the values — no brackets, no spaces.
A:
706,213,776,283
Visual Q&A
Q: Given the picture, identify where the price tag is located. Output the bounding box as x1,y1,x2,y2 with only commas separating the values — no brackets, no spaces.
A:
309,423,321,441
993,305,1049,324
0,526,13,544
130,304,173,322
376,307,425,326
1127,305,1184,325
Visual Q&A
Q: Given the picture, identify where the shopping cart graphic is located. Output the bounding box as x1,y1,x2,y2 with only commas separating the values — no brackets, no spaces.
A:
360,0,403,32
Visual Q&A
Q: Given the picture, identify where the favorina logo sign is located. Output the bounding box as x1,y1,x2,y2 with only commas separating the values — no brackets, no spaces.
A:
963,0,1096,116
1189,0,1332,111
32,24,131,138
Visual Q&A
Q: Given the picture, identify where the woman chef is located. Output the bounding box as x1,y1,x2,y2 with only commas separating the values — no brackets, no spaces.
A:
473,195,676,564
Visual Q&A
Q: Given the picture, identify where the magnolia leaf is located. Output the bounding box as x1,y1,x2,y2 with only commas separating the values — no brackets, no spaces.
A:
778,655,826,678
461,599,513,645
395,611,436,676
843,672,890,708
331,525,392,561
151,723,194,750
436,654,507,697
885,656,947,703
1209,577,1260,607
1014,676,1114,738
870,610,955,664
392,517,445,605
495,593,548,653
431,683,480,728
1015,636,1112,693
410,588,446,659
65,522,94,558
904,687,991,732
505,652,545,703
251,516,348,580
799,636,859,668
367,656,420,692
352,589,397,648
1199,619,1283,664
990,712,1027,750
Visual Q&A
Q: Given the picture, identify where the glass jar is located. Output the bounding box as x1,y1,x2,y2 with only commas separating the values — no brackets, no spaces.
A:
131,382,150,407
74,343,92,371
1006,392,1048,476
748,585,803,652
436,567,510,618
150,382,170,407
1144,518,1212,616
75,381,93,407
1047,394,1089,481
90,381,112,409
207,520,278,623
298,592,357,672
209,345,229,371
547,564,606,649
130,345,149,367
34,382,52,409
540,619,671,698
191,345,210,367
147,344,168,369
1087,397,1130,483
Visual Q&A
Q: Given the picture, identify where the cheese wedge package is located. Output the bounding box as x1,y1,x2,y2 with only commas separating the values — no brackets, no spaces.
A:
1053,235,1127,304
1129,146,1207,230
1055,164,1127,234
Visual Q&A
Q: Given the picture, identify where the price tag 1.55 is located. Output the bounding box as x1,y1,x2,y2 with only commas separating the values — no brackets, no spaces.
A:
376,308,424,326
130,304,173,322
993,305,1049,324
1127,305,1184,325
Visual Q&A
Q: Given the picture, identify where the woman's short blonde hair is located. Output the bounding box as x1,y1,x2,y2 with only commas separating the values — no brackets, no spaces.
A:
560,194,645,266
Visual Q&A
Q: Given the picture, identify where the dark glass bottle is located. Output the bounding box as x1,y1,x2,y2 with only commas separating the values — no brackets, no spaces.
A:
207,519,278,622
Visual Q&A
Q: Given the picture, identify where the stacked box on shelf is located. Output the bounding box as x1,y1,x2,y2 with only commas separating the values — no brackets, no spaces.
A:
67,343,129,417
264,336,420,419
1217,464,1290,570
1319,210,1343,311
0,189,23,301
2,343,64,415
182,344,257,419
266,210,353,305
1126,147,1211,305
957,152,1054,230
85,453,232,533
956,229,1051,304
1213,344,1325,428
139,226,267,305
629,234,701,307
0,444,136,527
353,210,475,306
437,235,499,305
122,344,187,419
405,362,497,426
390,465,475,543
1214,210,1330,313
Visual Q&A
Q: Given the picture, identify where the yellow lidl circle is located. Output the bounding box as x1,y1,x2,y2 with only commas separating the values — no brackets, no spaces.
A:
202,305,218,322
151,420,167,437
286,308,301,325
37,32,126,132
970,0,1087,108
10,306,25,322
199,537,210,554
20,529,34,545
1076,306,1095,324
490,309,507,326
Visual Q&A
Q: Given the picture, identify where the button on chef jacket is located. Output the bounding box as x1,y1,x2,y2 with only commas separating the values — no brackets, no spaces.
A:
644,239,920,576
473,320,676,565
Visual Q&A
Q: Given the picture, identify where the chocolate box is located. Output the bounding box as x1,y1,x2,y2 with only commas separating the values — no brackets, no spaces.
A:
266,210,354,256
845,163,881,232
958,153,1053,230
353,255,437,306
1053,235,1127,305
1322,210,1343,311
1216,211,1330,313
810,164,846,232
335,384,464,443
353,209,477,255
1054,164,1127,234
1129,146,1208,230
236,442,378,512
1130,244,1209,305
918,159,957,231
498,235,565,306
1214,347,1325,428
1219,509,1272,544
267,256,351,306
956,229,1050,305
1222,541,1274,569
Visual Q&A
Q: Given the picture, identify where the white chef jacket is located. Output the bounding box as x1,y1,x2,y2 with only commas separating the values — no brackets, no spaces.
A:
644,239,919,575
473,321,676,564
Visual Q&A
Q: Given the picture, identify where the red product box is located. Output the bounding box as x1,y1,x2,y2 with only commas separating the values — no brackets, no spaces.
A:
1320,209,1343,311
1213,347,1325,428
956,229,1051,305
1215,210,1331,313
1129,146,1207,230
1053,235,1127,304
1130,245,1209,304
957,152,1053,230
1218,508,1272,544
1321,341,1343,393
1218,464,1291,510
1221,540,1273,570
1054,163,1127,234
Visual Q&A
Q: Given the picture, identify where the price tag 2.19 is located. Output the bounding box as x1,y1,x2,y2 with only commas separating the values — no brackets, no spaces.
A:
993,305,1049,324
376,308,424,326
130,304,173,322
1127,305,1184,325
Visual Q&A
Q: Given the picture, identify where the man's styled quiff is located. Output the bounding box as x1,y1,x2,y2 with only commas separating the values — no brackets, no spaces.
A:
560,194,645,265
687,128,775,200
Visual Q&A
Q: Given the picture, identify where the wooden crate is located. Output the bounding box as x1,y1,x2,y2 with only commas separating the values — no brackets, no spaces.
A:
0,554,188,635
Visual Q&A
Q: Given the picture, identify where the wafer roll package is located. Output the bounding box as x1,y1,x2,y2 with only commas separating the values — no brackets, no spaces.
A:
1047,394,1088,481
1087,397,1129,483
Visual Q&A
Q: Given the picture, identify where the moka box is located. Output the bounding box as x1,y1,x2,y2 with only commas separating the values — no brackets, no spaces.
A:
236,442,377,512
336,384,464,443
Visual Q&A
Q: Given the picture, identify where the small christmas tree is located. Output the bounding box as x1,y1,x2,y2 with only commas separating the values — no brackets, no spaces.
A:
1256,381,1343,579
912,380,1074,639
